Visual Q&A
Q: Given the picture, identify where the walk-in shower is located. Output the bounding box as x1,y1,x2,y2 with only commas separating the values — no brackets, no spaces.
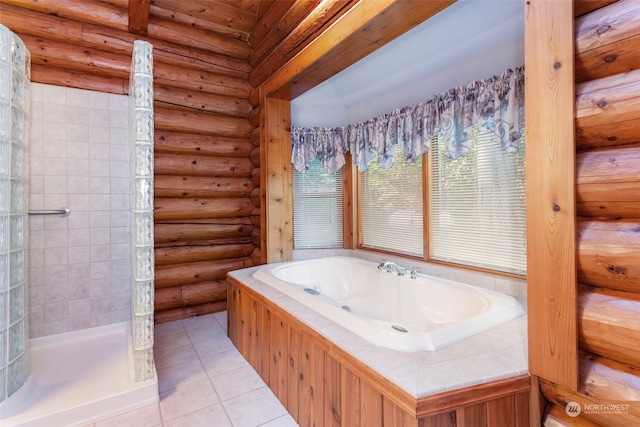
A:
0,25,158,426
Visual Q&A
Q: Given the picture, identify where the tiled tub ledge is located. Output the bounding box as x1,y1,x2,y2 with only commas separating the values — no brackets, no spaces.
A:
227,266,530,424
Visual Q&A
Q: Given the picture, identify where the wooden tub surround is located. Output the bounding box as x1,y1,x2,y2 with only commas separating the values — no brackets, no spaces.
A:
228,267,531,426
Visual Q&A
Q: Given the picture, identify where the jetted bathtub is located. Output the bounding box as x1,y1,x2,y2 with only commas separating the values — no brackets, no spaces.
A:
253,256,525,352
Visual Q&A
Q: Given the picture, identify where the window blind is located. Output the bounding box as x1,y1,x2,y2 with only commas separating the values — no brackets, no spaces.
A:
430,128,526,274
360,150,423,257
293,159,343,248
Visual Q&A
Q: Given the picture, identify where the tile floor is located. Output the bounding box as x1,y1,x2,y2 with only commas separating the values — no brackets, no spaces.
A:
87,311,298,427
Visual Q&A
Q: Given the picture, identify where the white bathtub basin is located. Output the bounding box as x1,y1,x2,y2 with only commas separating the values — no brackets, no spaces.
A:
253,256,524,352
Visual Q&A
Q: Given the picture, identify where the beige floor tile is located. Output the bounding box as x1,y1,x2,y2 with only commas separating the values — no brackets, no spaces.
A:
162,403,231,427
212,312,227,330
210,364,267,402
222,387,288,427
91,313,294,427
157,358,208,392
192,334,235,359
159,378,219,422
180,314,217,330
259,414,299,427
154,342,200,371
200,348,251,378
186,323,226,344
154,321,185,337
154,328,191,351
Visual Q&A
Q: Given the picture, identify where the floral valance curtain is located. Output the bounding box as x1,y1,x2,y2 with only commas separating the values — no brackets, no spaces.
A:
291,66,524,173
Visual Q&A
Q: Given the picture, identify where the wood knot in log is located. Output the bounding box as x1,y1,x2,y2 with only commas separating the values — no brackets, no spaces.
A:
606,264,626,275
604,54,617,63
596,99,608,109
596,24,612,35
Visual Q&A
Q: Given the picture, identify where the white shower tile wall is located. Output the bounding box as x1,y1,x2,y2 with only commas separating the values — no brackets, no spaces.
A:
28,83,131,339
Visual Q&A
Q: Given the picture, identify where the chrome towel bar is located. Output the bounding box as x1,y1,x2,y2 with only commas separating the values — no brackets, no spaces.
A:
28,208,71,217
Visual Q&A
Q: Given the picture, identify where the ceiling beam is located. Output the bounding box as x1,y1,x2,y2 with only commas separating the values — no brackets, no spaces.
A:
128,0,150,36
260,0,456,100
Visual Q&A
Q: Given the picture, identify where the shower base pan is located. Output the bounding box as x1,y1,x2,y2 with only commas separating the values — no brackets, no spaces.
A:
0,322,158,427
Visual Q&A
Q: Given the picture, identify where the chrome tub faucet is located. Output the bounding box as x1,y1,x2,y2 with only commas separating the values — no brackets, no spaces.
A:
377,260,421,279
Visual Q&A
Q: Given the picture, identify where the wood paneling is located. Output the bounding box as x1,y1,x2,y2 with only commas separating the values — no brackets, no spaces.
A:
524,0,578,390
540,1,640,424
228,277,531,427
262,97,293,262
415,375,531,419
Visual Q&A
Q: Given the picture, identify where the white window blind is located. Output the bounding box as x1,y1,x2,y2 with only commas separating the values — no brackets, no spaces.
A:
430,128,526,274
360,149,423,257
293,159,343,248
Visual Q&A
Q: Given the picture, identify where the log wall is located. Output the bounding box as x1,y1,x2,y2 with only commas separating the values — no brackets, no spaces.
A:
536,0,640,424
0,1,262,322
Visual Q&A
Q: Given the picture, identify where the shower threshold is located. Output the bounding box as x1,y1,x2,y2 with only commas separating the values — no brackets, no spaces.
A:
0,322,158,427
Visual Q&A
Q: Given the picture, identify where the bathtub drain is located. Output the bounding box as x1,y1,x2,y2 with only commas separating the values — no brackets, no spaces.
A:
391,325,408,333
303,288,320,295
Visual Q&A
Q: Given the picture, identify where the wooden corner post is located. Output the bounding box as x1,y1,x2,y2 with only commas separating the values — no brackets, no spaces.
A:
525,0,578,390
261,95,293,263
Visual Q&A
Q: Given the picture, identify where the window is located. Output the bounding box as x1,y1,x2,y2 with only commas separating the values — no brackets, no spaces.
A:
360,149,423,257
429,128,526,274
293,159,343,248
291,132,526,275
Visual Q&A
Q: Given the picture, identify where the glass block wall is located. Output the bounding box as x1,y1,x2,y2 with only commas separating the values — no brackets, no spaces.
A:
129,40,155,382
0,25,30,402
